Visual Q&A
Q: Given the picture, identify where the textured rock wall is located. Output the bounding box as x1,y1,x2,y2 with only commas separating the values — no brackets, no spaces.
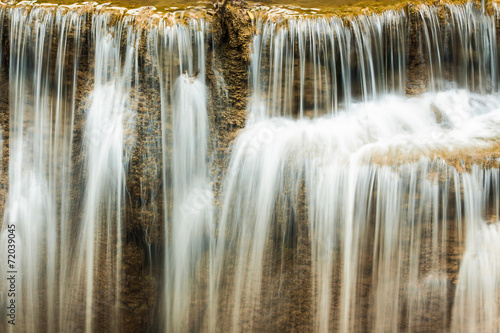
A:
207,0,252,200
0,9,9,231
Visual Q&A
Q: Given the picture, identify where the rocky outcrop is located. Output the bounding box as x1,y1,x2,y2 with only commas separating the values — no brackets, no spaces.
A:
206,0,252,200
0,8,9,230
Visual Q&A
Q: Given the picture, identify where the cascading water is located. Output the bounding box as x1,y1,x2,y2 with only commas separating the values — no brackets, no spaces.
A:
209,3,500,332
1,6,85,332
0,4,212,333
417,3,498,92
0,1,499,333
211,91,500,332
151,21,212,332
248,10,407,118
67,11,141,333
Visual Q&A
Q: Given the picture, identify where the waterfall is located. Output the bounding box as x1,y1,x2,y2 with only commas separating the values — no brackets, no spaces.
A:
211,92,500,331
68,11,140,333
209,3,500,332
0,2,499,333
417,3,498,93
147,19,210,332
0,4,211,332
248,11,407,119
1,6,84,332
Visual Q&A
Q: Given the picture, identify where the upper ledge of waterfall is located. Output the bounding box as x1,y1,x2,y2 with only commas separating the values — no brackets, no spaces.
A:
0,0,212,25
1,0,497,32
1,0,495,23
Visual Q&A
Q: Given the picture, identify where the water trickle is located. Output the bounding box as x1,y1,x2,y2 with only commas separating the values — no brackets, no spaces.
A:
147,19,211,333
416,3,498,93
451,167,500,333
168,73,212,333
0,5,212,332
249,11,407,119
